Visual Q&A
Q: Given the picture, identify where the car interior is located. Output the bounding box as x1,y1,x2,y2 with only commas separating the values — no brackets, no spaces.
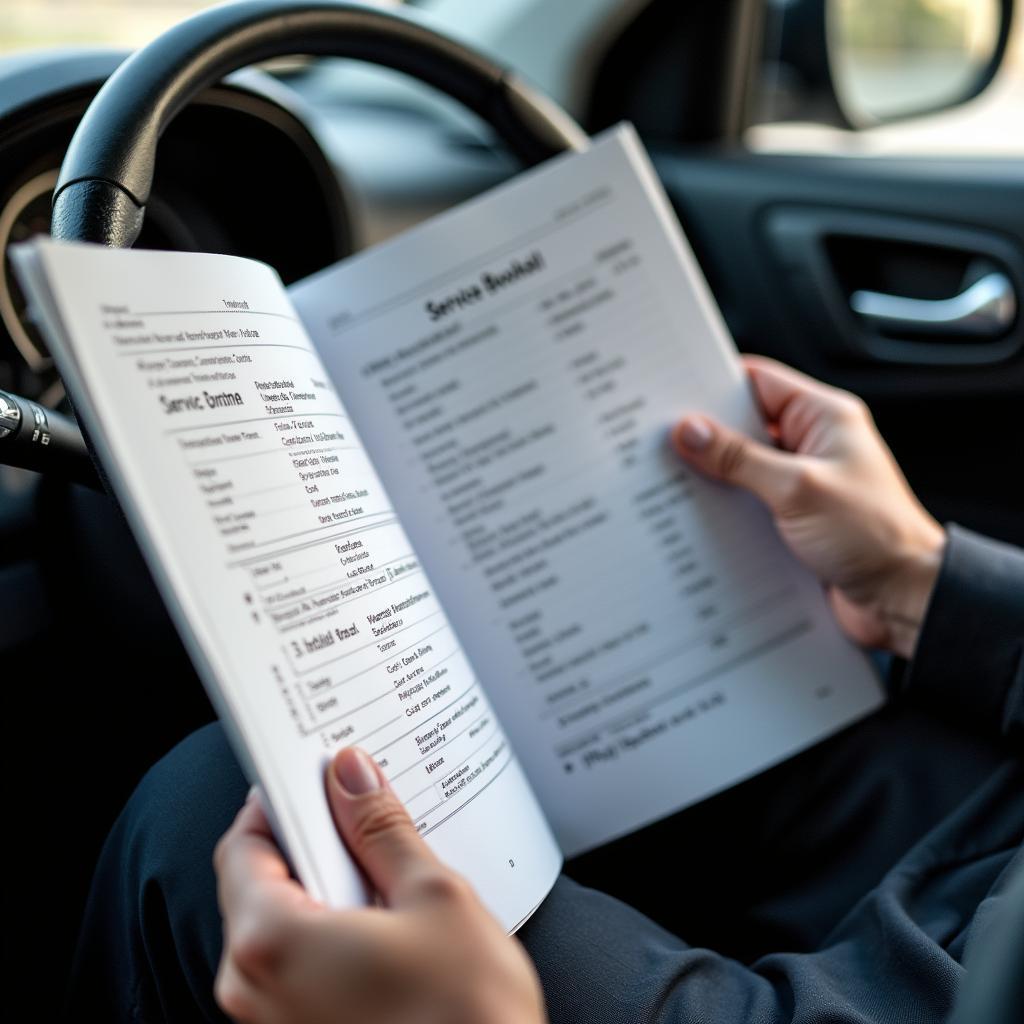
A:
0,0,1021,1014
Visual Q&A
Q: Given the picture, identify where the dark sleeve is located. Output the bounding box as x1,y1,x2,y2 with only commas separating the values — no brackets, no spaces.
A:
901,524,1024,744
523,873,971,1024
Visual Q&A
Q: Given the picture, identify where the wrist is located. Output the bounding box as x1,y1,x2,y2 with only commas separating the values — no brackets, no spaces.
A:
879,520,946,660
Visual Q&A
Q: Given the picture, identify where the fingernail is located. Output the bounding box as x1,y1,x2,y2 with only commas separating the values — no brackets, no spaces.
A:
676,417,713,452
334,748,381,796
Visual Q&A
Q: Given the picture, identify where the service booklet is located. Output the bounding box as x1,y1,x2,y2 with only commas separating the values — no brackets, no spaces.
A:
14,125,883,931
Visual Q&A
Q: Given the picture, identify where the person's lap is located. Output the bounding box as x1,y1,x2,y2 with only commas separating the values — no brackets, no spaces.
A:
63,694,1006,1022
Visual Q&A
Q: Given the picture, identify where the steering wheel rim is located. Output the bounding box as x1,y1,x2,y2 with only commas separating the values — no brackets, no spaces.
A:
51,0,588,248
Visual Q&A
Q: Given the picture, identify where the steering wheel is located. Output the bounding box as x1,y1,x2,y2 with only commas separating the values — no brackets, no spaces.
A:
50,0,587,248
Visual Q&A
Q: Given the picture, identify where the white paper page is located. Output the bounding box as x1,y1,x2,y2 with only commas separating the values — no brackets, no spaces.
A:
291,125,885,856
13,240,560,930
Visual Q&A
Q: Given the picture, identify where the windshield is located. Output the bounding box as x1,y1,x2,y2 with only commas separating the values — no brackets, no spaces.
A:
0,0,428,53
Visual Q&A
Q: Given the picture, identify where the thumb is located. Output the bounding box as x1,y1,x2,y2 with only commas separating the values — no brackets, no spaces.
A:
326,747,442,906
672,415,803,511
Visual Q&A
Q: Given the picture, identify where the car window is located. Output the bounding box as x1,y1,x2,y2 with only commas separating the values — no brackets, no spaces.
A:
3,0,211,52
0,0,422,52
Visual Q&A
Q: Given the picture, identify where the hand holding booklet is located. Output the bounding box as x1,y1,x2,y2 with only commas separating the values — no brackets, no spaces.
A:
14,124,882,931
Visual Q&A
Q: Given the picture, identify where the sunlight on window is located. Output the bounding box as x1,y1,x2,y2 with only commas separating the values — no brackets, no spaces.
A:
0,0,405,53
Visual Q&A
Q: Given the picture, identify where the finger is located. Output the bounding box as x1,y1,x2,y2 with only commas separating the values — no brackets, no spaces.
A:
214,957,264,1024
672,415,806,511
742,354,868,453
326,747,444,907
741,355,830,422
215,792,312,926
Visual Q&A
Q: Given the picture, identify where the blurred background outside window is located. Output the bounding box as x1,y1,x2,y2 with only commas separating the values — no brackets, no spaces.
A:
1,0,1021,154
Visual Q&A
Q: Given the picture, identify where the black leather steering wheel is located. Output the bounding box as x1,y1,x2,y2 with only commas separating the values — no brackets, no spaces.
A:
51,0,587,248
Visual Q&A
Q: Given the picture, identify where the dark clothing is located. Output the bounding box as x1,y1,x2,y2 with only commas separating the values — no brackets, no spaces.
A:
65,526,1024,1023
902,526,1024,743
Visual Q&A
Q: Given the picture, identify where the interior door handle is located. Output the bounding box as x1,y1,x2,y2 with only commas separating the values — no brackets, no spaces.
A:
850,272,1017,337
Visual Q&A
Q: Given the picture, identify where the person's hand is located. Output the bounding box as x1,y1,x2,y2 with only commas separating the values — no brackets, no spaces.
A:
213,748,547,1024
672,355,945,660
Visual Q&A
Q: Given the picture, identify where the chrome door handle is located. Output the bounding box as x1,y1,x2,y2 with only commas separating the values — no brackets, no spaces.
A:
850,272,1017,337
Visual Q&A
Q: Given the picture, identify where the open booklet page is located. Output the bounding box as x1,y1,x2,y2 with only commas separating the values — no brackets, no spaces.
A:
291,124,885,856
12,240,561,931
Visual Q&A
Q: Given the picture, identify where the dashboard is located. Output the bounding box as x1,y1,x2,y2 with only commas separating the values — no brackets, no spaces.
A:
0,50,355,406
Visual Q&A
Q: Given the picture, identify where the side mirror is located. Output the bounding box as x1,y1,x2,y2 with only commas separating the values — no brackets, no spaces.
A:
828,0,1014,125
764,0,1015,129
